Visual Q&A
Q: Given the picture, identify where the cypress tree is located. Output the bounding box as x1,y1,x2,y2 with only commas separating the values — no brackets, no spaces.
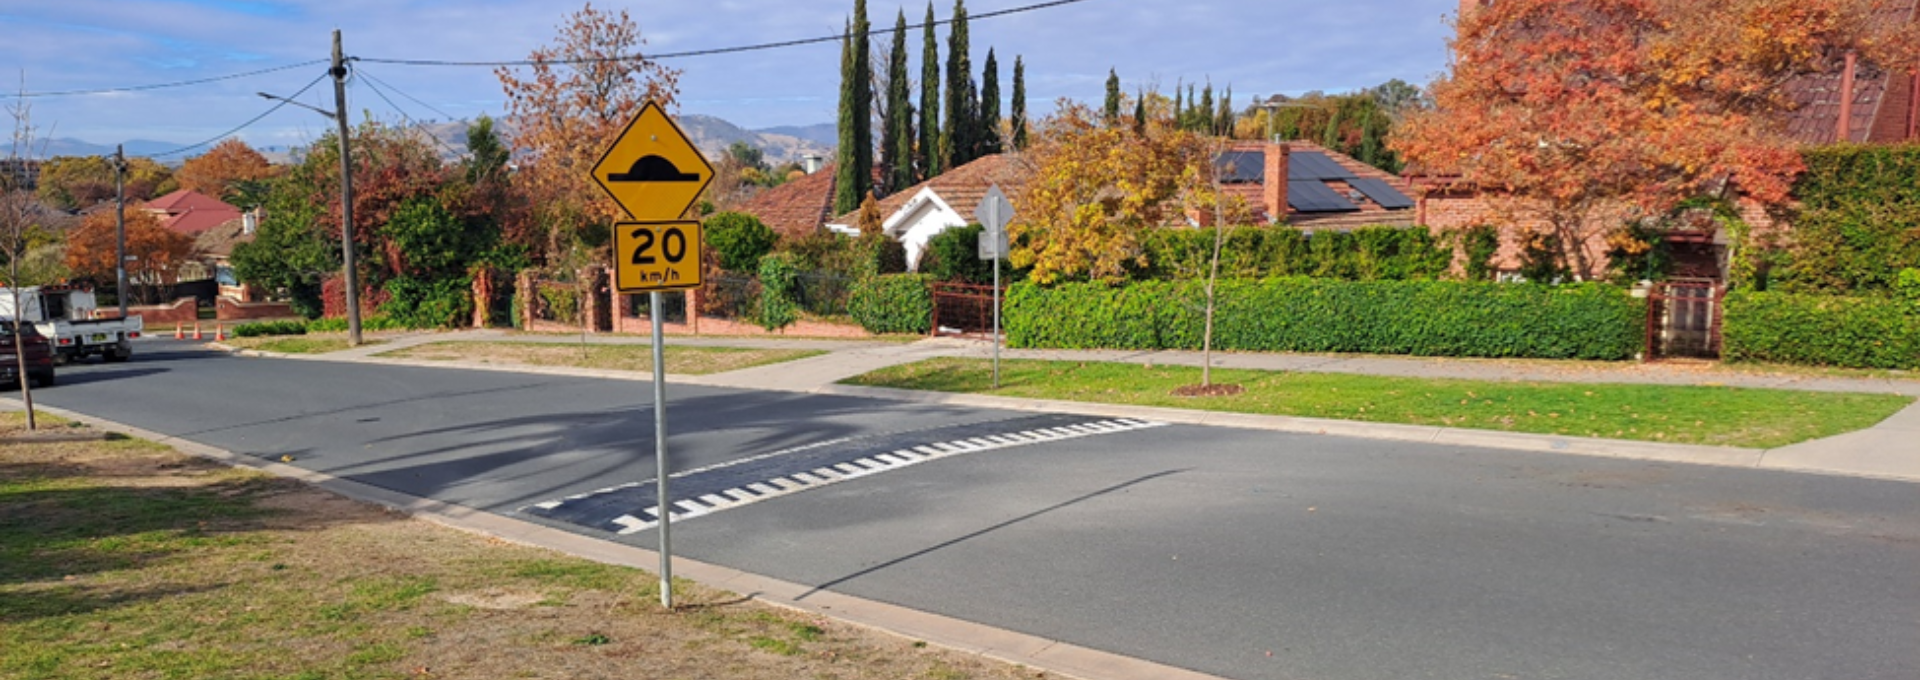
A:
1199,83,1214,134
1011,55,1028,151
1172,85,1183,131
943,0,973,170
919,2,941,179
1186,84,1198,131
1322,105,1343,151
1217,86,1234,137
833,2,873,216
884,10,914,193
1103,68,1121,125
1133,89,1146,136
979,49,1001,155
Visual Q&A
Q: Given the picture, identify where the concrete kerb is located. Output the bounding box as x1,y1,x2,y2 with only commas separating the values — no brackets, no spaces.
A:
1,399,1230,680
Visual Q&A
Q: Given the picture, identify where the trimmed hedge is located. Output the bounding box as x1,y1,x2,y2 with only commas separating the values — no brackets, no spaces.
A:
1773,145,1920,294
1136,225,1453,282
849,274,933,335
232,320,308,337
1006,278,1645,360
1723,291,1920,369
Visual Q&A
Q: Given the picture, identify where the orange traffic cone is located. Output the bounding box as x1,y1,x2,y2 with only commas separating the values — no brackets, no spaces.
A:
193,322,202,341
215,324,226,342
174,322,184,339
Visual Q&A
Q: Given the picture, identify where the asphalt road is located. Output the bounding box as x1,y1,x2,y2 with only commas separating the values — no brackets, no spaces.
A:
28,339,1920,680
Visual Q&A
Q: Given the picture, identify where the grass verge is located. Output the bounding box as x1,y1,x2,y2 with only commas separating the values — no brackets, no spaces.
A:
378,341,825,375
842,358,1914,448
222,334,383,354
0,413,1044,680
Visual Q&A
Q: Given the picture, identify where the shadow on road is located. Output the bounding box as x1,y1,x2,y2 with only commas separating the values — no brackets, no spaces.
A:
797,468,1189,601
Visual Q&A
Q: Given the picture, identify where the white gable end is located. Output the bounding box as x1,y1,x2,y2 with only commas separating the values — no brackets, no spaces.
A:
885,188,970,271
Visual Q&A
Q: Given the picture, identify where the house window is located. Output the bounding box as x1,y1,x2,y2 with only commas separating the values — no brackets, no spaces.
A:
216,266,237,286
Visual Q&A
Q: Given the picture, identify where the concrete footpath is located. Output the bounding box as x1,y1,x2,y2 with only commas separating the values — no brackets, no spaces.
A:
294,329,1920,483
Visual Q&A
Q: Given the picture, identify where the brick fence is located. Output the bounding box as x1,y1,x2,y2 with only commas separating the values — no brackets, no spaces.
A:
215,298,296,321
94,298,196,326
517,266,876,338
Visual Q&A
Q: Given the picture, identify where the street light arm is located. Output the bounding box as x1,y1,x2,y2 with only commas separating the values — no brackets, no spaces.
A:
258,92,338,120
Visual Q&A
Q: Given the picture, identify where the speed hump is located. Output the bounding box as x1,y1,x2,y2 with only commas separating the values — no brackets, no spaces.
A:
615,221,702,292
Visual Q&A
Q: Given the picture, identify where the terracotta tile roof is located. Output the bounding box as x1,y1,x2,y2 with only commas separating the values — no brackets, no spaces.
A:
192,217,254,259
1779,2,1917,144
142,189,243,235
736,165,838,239
828,154,1035,227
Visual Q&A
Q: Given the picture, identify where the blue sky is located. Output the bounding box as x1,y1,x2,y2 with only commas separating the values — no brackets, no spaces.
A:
0,0,1456,154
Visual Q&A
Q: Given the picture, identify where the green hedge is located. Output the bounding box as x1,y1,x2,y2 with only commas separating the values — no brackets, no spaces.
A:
849,274,933,335
1723,291,1920,369
232,320,308,337
1772,145,1920,294
1136,225,1453,282
1006,278,1645,360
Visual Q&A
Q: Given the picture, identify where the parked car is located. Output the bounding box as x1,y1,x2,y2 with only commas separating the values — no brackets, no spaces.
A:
0,321,56,389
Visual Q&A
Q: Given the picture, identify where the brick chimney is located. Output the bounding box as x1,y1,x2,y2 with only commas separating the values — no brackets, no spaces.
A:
1264,141,1289,224
1837,50,1858,143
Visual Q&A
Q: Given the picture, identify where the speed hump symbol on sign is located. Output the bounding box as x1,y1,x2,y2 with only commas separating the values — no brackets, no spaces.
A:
614,221,702,292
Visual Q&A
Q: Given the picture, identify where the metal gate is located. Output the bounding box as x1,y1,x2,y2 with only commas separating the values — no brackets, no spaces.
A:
930,281,1002,338
1645,280,1722,360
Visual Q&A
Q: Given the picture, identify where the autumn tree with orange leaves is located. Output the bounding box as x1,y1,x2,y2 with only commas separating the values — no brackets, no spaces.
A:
1393,0,1919,281
1011,104,1247,285
64,209,192,303
173,138,278,205
495,3,680,264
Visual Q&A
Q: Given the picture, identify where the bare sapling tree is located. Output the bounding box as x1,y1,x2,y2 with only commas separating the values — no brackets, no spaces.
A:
4,78,42,429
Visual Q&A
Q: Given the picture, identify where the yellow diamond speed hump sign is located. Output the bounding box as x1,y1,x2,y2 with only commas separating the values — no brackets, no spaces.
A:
591,101,714,221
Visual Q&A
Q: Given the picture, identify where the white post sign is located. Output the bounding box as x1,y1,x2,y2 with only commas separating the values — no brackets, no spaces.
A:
975,184,1014,389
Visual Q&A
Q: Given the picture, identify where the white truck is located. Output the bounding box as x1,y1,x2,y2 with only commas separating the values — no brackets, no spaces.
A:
0,286,143,364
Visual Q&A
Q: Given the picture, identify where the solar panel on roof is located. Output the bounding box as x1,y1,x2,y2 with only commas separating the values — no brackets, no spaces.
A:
1347,177,1415,210
1287,180,1360,213
1214,151,1264,183
1287,152,1357,181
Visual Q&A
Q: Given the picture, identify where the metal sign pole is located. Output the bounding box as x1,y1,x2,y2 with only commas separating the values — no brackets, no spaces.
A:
990,202,1001,390
651,290,672,608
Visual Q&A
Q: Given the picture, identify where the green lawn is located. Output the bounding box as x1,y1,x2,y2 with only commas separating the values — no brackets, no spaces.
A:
223,335,377,354
843,358,1914,449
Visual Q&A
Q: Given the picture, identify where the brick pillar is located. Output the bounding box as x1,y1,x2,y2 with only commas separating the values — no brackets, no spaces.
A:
1264,141,1290,224
471,268,491,328
1837,50,1857,143
685,287,700,335
516,270,534,330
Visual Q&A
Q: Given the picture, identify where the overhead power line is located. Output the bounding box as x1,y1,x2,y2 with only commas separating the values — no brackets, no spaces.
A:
353,68,466,159
3,59,329,99
152,72,331,158
356,0,1097,67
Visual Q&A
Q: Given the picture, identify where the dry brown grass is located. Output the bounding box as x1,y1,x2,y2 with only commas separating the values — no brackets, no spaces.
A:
380,341,825,376
0,414,1043,680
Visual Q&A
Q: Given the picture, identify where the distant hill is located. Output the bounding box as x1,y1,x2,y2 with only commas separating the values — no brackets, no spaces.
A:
757,123,837,149
22,113,836,166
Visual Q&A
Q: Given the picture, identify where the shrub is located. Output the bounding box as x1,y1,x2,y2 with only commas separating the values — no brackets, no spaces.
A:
754,252,801,332
704,212,778,273
382,275,474,329
921,224,1016,284
849,274,933,335
1723,290,1920,369
1006,278,1645,360
232,320,308,337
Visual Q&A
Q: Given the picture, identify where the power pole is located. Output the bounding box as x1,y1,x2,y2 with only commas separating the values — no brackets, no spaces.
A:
332,29,361,347
113,145,127,317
